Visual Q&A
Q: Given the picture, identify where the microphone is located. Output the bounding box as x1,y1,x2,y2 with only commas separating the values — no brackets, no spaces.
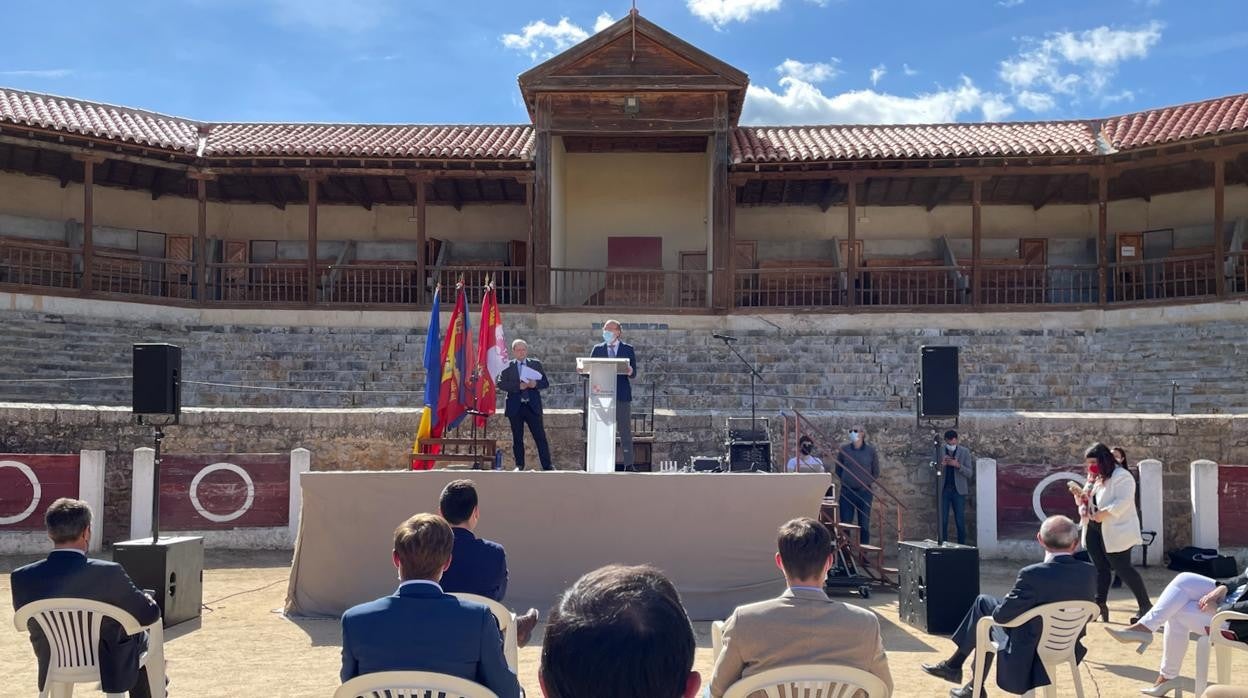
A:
712,333,738,342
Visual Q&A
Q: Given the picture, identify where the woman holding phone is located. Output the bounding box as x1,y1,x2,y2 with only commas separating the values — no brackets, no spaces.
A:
1073,442,1152,623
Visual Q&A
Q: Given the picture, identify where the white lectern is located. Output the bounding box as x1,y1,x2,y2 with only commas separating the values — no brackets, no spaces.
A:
576,357,633,474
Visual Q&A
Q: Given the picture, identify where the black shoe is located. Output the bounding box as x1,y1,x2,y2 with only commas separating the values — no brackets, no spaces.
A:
1131,605,1152,625
922,661,963,684
1098,603,1110,623
949,684,986,698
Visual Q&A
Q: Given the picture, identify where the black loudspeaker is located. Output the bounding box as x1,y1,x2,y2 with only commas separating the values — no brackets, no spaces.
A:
132,343,182,416
727,442,771,472
113,536,204,627
918,345,959,418
898,540,979,634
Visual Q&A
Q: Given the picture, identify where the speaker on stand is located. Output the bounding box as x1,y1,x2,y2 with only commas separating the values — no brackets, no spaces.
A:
916,345,959,426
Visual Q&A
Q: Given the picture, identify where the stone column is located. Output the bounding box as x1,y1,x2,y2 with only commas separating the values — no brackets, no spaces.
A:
1190,459,1219,549
130,447,156,541
78,450,106,552
288,448,311,545
1136,458,1164,565
975,457,998,557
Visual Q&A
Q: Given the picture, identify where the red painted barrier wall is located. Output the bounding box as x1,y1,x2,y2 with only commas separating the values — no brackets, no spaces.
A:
0,454,79,531
1219,464,1248,547
996,463,1084,539
157,454,290,530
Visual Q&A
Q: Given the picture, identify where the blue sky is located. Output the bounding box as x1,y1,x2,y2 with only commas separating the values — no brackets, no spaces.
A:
1,0,1245,126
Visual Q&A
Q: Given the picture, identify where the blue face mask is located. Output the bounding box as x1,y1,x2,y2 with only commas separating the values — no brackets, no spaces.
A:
602,329,615,343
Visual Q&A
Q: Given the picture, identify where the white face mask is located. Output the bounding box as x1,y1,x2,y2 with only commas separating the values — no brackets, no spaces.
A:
849,431,859,442
602,329,615,343
946,444,956,453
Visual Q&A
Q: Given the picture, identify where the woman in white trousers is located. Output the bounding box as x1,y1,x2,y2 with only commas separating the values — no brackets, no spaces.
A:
1107,570,1248,696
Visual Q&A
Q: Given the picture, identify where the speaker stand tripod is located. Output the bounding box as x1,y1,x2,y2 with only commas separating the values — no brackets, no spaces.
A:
136,414,178,542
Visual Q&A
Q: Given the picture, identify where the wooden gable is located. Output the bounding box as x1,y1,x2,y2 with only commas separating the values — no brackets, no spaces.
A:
518,11,749,127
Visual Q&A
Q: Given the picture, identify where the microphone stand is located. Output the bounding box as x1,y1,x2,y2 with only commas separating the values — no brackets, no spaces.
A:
718,336,766,435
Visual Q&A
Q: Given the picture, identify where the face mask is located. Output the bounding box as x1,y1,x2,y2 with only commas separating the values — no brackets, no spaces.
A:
602,329,615,343
946,444,956,453
848,431,859,442
800,442,813,455
1088,463,1101,476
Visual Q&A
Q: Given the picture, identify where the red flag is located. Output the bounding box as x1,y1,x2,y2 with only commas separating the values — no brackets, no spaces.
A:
436,279,472,432
473,279,507,426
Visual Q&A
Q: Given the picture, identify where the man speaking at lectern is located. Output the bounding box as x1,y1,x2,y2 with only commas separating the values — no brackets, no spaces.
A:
591,319,638,471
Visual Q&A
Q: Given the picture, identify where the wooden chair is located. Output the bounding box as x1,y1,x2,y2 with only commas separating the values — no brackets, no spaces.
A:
721,664,889,698
13,598,166,698
334,671,497,698
1193,610,1248,695
449,592,519,672
971,600,1098,698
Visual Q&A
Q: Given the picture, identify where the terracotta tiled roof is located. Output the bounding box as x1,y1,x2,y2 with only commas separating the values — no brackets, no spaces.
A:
731,122,1100,163
205,123,533,159
0,88,200,152
1101,93,1248,151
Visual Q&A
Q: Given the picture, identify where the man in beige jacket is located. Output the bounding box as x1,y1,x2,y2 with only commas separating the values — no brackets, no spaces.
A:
709,517,893,697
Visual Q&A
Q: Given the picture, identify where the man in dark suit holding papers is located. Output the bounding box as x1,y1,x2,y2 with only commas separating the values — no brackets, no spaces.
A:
497,338,553,471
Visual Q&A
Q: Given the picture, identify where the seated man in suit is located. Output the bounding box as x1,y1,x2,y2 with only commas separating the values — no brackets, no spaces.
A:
340,513,520,698
437,479,540,645
11,498,163,698
922,515,1096,697
541,564,700,698
709,517,893,697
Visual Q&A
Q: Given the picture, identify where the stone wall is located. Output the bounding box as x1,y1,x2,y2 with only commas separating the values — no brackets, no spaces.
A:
3,402,1244,556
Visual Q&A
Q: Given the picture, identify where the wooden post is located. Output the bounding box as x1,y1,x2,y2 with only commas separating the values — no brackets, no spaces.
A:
846,178,857,307
1214,158,1226,298
532,95,552,306
727,183,739,310
711,93,732,311
524,180,534,306
1097,168,1109,306
195,175,209,304
306,176,320,304
411,175,428,305
971,178,983,306
76,155,101,293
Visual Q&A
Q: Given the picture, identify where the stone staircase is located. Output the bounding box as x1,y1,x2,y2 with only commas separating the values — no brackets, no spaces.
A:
0,310,1245,414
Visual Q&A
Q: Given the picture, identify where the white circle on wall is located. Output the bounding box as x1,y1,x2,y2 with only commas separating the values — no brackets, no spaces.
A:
1032,471,1084,522
189,462,255,523
0,460,42,526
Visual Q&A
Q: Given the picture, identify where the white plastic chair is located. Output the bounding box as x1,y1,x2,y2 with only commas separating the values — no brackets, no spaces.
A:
1194,609,1248,695
450,592,519,672
12,598,166,698
721,664,889,698
712,619,726,661
334,671,498,698
971,600,1098,698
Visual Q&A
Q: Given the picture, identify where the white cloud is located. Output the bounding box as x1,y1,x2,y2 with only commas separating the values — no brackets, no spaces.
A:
1016,90,1056,112
742,75,1012,125
0,69,73,79
902,63,918,77
1102,89,1137,105
776,58,840,83
870,64,887,86
501,17,591,61
997,0,1025,6
593,12,615,32
999,22,1161,113
686,0,783,28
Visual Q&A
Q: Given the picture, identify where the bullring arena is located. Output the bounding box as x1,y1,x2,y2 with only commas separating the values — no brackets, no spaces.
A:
3,11,1248,698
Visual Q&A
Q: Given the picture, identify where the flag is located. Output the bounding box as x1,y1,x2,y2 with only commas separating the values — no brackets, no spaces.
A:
436,279,472,432
473,277,507,426
411,285,441,469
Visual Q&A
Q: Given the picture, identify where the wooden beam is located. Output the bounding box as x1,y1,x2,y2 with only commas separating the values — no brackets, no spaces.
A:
817,180,838,212
449,180,463,212
196,177,208,303
329,176,373,210
1214,158,1226,298
1031,175,1068,210
74,154,103,293
711,92,731,310
204,166,534,181
0,133,192,172
524,180,534,306
150,168,165,200
57,155,76,188
846,179,857,308
971,179,982,306
410,175,428,305
1110,141,1248,173
532,95,552,306
730,163,1093,183
306,176,320,303
925,177,960,212
1097,168,1108,306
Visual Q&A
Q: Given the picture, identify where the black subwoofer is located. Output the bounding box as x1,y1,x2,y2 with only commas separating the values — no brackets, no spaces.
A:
918,345,959,418
113,536,203,627
898,539,979,634
132,343,182,416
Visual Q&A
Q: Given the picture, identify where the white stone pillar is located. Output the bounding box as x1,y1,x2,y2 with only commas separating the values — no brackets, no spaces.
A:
78,450,106,553
975,458,998,557
288,448,311,545
129,447,155,541
1136,459,1164,566
1191,459,1220,549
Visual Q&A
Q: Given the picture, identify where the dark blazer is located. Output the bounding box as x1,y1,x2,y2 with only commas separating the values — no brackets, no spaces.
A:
590,341,637,402
340,581,520,698
496,358,550,417
1215,570,1248,642
992,554,1097,695
11,550,161,694
440,527,509,602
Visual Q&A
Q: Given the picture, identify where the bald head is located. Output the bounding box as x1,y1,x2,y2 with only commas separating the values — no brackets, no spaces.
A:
1038,515,1081,552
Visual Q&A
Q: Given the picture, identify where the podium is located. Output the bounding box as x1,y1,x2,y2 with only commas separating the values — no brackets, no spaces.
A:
576,357,632,473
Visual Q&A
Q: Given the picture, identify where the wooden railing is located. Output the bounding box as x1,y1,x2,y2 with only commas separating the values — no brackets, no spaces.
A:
550,267,711,309
976,264,1099,306
205,261,313,304
734,266,843,308
1109,253,1218,303
0,238,78,290
429,265,527,305
1230,251,1248,297
93,249,195,300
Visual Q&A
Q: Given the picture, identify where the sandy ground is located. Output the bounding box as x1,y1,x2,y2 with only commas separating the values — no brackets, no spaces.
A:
0,550,1242,697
